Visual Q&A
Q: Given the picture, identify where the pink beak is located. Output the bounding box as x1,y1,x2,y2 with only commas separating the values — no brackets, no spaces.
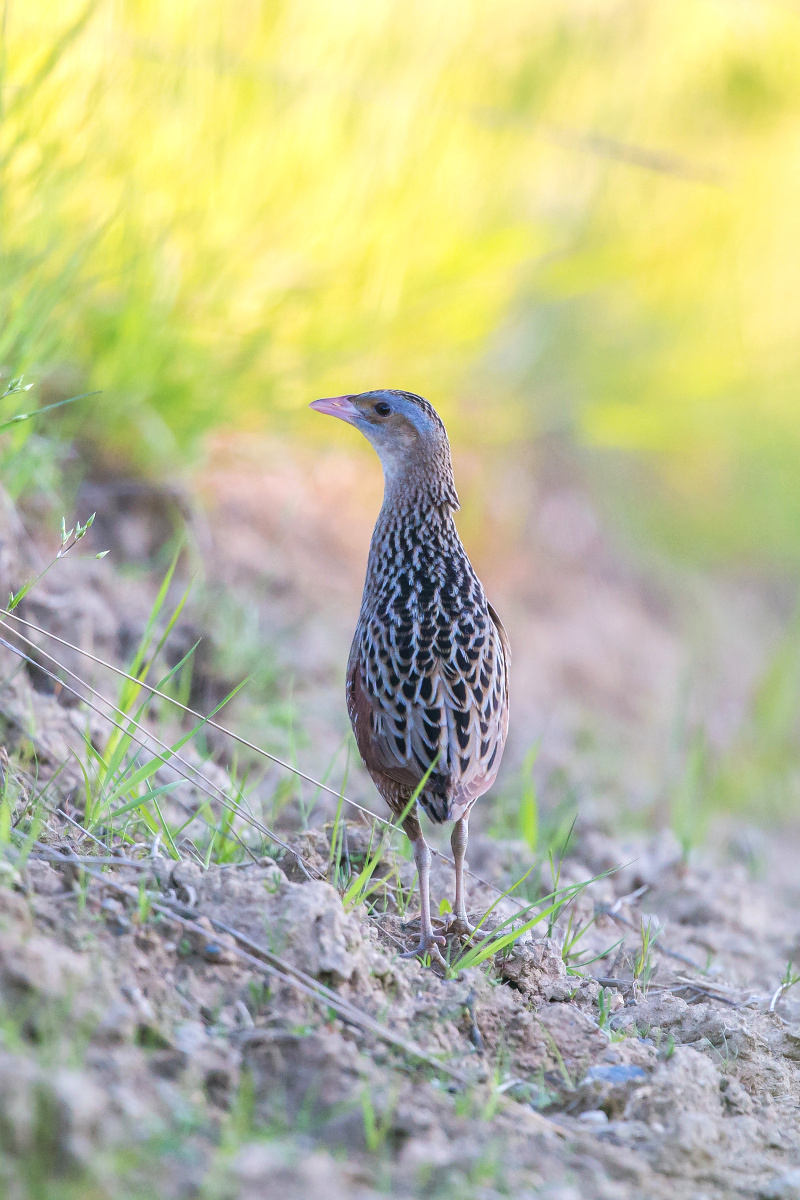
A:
309,395,361,425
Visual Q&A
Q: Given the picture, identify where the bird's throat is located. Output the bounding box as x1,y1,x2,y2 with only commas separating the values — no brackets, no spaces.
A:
379,452,460,515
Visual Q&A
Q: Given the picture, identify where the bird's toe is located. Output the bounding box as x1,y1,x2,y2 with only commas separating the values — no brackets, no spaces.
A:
399,933,447,968
444,913,488,940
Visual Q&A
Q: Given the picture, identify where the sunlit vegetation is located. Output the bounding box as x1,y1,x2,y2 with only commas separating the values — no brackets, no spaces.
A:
2,1,800,562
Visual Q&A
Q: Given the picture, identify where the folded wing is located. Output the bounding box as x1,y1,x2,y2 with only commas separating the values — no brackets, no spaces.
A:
347,600,509,822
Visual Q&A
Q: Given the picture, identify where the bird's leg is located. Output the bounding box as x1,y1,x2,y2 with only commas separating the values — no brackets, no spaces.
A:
400,819,447,967
445,816,486,939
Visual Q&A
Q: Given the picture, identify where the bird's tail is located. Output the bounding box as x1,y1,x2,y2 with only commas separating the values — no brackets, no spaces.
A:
417,773,467,825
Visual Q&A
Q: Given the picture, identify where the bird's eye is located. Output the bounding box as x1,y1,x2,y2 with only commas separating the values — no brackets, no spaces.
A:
374,401,392,417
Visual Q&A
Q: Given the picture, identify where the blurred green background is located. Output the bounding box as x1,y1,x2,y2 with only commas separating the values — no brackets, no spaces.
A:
3,0,800,564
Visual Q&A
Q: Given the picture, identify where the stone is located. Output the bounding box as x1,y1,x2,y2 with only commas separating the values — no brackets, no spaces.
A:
759,1169,800,1200
499,937,573,1001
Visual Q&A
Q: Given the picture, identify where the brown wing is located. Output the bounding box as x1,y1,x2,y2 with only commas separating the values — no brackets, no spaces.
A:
346,642,421,795
488,599,511,744
346,597,509,820
440,599,509,813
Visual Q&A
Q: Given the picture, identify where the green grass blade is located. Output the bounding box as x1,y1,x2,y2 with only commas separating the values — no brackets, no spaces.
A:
343,833,386,909
151,795,181,860
0,390,99,434
105,781,182,821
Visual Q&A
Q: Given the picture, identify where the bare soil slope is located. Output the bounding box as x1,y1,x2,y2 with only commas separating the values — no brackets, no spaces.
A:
1,443,799,1200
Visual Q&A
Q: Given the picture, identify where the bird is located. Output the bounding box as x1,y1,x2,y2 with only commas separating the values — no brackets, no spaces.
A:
310,389,510,965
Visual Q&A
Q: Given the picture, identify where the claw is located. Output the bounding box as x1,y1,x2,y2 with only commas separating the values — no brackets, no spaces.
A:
400,932,447,968
444,914,488,940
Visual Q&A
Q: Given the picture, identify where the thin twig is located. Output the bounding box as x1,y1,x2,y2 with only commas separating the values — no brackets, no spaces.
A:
27,843,472,1086
769,983,785,1014
0,632,322,880
598,904,702,970
768,975,800,1014
0,610,532,909
671,983,739,1008
607,883,649,914
31,848,153,870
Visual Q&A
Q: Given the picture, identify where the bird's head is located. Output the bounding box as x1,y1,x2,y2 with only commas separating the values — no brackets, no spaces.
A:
309,389,459,509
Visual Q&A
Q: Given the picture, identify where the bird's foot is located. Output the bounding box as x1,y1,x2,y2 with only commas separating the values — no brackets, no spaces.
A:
400,932,447,968
444,913,488,941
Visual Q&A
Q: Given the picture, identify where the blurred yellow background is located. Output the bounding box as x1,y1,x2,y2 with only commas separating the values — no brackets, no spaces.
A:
4,0,800,563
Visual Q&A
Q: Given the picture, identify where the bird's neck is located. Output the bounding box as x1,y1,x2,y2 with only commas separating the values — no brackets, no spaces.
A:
364,473,463,605
371,473,461,568
376,489,457,541
379,445,460,517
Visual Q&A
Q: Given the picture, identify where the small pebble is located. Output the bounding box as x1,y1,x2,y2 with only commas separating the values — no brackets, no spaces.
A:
759,1168,800,1200
101,898,131,934
577,1109,609,1126
583,1064,647,1086
538,1187,582,1200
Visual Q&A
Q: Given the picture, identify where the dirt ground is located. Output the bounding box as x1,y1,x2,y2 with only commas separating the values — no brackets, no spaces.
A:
1,438,800,1199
